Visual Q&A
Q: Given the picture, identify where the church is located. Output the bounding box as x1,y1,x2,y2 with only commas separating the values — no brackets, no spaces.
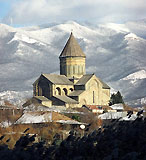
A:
32,33,110,108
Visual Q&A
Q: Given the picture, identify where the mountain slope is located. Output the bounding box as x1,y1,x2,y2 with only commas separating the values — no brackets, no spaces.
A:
0,21,146,105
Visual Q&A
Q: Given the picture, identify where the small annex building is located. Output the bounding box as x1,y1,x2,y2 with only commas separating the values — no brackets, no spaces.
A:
32,33,110,108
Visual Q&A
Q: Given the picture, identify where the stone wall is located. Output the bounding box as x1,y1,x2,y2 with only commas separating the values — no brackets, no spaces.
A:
77,75,110,106
60,57,85,78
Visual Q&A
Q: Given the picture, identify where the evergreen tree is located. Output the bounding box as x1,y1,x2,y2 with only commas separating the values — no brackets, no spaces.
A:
116,91,124,104
109,91,124,106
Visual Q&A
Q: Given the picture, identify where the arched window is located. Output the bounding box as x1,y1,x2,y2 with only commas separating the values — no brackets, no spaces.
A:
63,88,68,96
68,88,73,94
56,87,61,95
69,88,73,92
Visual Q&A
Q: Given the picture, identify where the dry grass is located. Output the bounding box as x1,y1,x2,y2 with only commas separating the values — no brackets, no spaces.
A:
0,108,23,123
0,122,64,148
123,104,138,112
52,112,74,121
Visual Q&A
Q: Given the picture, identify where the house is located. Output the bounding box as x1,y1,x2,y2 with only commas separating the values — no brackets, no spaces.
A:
23,96,52,107
110,103,124,112
0,103,23,127
15,111,84,125
32,32,110,108
83,105,115,113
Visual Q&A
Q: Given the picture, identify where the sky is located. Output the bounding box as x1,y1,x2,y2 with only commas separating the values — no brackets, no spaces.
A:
0,0,146,26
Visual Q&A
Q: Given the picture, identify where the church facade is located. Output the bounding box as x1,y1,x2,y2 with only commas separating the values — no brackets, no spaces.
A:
32,33,110,108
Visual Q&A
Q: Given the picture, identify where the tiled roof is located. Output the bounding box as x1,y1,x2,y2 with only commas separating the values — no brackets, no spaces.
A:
53,95,78,104
42,74,73,85
16,111,82,124
75,74,93,85
75,74,110,89
98,78,110,89
59,32,86,58
69,90,84,96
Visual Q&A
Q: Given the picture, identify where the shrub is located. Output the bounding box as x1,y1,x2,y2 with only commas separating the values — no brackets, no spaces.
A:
71,114,80,121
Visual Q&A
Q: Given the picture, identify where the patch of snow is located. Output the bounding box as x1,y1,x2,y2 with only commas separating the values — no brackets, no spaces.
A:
110,104,124,110
16,112,52,124
127,97,146,106
0,24,16,38
56,120,83,125
0,91,32,107
125,33,139,40
0,120,12,128
98,112,127,120
126,20,146,39
123,70,146,83
24,104,84,114
0,100,5,106
98,111,138,121
8,32,38,44
103,23,130,33
121,114,137,121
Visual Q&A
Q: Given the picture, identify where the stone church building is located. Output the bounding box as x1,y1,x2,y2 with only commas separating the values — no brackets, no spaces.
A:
32,33,110,108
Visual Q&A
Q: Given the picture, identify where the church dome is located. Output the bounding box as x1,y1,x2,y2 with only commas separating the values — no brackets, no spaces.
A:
59,32,86,58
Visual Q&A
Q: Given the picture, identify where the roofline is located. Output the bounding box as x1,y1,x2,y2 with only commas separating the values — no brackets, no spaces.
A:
32,75,42,85
42,74,73,85
75,74,94,85
59,55,86,58
102,86,110,89
33,74,74,85
97,77,110,89
41,74,54,84
59,32,86,58
53,96,78,104
69,90,84,97
34,96,52,102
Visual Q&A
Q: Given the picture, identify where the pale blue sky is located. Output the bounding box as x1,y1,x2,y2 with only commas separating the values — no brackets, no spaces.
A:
0,1,10,19
0,0,146,26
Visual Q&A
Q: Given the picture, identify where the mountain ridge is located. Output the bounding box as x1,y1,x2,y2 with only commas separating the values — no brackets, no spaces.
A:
0,21,146,106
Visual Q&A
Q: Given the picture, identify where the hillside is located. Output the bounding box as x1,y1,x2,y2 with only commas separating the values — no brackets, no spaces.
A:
0,21,146,106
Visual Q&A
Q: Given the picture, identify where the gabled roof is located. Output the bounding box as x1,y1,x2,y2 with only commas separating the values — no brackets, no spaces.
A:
15,112,52,124
16,111,82,124
53,95,78,104
33,77,40,85
75,74,94,85
69,90,84,96
98,78,110,89
75,74,110,89
59,32,86,58
42,74,73,85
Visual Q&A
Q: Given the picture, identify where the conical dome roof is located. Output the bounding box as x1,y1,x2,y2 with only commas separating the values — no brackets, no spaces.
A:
59,32,86,58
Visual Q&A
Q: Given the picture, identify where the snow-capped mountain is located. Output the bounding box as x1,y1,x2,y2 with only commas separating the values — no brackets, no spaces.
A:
0,21,146,106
